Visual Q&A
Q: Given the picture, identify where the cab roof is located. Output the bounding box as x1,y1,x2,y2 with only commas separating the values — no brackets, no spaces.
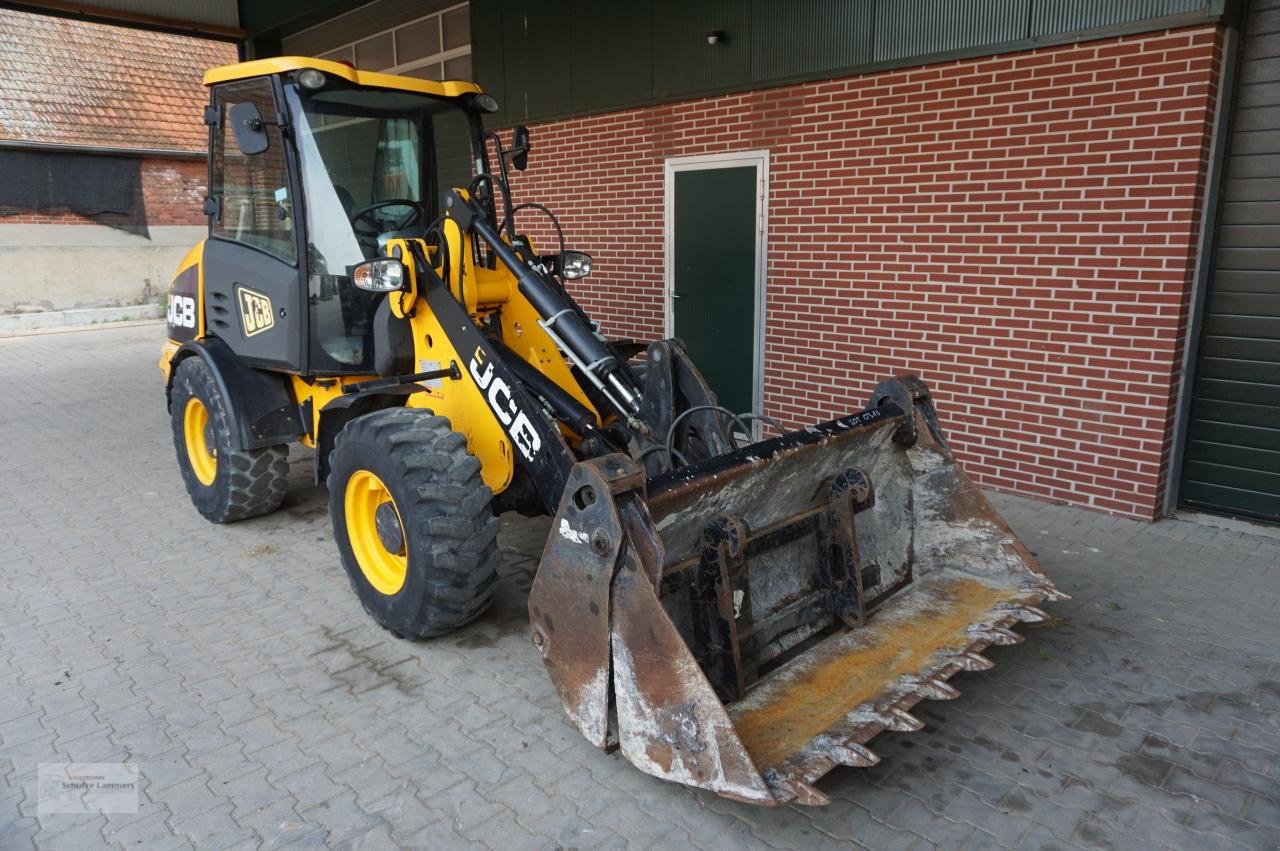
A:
202,56,483,99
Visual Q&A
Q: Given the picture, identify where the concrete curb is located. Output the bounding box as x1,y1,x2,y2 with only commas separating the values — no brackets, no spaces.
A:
0,304,163,337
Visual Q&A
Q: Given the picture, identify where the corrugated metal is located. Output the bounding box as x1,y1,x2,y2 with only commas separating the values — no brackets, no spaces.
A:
652,0,751,98
280,0,457,56
1182,1,1280,522
873,0,1028,62
501,0,572,121
570,0,652,112
71,0,239,28
751,0,874,81
1030,0,1209,37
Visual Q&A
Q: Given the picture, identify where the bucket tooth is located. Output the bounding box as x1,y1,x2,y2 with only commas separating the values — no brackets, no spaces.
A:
955,651,994,672
969,623,1024,646
768,776,831,806
830,742,880,768
880,706,925,732
911,679,960,701
1028,584,1071,603
998,602,1050,623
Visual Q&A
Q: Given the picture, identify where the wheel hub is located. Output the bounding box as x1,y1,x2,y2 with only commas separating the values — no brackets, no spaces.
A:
374,501,405,555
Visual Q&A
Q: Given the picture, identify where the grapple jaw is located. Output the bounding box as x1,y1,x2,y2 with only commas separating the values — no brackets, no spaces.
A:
528,377,1065,806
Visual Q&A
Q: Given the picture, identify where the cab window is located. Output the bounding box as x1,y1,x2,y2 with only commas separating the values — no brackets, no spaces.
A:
209,79,297,263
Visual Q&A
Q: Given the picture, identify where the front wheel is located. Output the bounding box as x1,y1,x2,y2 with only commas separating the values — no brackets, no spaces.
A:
169,357,289,523
327,408,499,638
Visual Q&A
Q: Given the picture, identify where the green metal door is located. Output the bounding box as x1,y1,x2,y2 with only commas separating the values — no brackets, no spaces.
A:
672,165,759,415
1179,0,1280,523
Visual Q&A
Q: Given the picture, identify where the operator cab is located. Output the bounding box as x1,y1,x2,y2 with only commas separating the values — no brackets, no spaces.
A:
198,58,489,376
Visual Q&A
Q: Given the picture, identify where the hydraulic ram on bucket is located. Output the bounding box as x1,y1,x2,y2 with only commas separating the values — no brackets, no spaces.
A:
527,377,1065,805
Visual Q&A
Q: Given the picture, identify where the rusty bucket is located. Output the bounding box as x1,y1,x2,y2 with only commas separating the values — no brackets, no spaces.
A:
528,377,1065,805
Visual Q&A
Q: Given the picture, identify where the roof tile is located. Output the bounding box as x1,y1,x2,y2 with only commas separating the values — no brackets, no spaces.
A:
0,8,237,152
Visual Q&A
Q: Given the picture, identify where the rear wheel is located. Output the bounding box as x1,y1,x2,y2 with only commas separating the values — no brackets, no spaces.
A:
169,357,289,523
328,408,499,638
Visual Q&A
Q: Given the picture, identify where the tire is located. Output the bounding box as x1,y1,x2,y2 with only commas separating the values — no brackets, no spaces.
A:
327,407,499,639
169,357,289,523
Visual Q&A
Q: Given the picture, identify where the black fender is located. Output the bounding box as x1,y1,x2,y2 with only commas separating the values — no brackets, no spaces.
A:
166,337,306,451
314,387,418,484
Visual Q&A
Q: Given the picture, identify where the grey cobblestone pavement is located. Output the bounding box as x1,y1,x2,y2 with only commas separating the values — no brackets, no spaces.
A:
1,322,1277,850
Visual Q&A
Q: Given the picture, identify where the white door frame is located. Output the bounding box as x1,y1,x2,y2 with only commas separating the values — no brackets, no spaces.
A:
663,150,770,420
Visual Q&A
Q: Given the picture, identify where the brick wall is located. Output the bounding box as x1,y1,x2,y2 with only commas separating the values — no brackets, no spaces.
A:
504,24,1224,519
1,156,207,227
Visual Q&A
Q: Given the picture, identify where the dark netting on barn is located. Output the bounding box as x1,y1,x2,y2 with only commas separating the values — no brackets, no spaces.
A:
0,150,148,236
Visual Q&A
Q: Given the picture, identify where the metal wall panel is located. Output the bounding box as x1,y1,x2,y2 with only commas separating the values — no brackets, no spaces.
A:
70,0,239,28
751,0,874,81
570,0,653,113
1030,0,1210,36
873,0,1028,62
1181,0,1280,521
652,0,752,98
501,0,573,121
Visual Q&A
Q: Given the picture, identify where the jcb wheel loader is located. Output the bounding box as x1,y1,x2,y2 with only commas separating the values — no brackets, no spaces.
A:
161,57,1065,806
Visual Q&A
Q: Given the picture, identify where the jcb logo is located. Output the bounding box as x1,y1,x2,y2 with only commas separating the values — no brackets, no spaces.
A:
167,294,196,329
237,287,275,337
469,346,541,462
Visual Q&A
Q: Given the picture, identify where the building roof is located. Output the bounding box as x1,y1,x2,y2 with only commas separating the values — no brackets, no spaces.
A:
0,7,238,153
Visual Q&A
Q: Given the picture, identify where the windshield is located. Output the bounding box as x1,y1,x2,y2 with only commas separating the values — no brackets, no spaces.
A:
285,82,480,373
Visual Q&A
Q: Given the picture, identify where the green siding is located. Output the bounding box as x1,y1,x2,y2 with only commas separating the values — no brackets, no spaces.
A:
751,0,874,82
652,0,752,98
570,1,653,112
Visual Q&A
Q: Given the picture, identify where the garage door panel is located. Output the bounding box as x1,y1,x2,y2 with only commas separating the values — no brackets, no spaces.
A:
1205,290,1280,316
1196,356,1280,383
1187,418,1280,453
1228,130,1280,155
1206,268,1280,293
1184,460,1280,497
1214,246,1280,271
1222,176,1280,201
1193,377,1280,408
1220,200,1280,224
1181,480,1280,518
1189,397,1279,431
1198,335,1280,362
1184,439,1280,475
1215,224,1280,248
1225,148,1280,177
1239,55,1279,84
1236,81,1280,110
1202,312,1280,340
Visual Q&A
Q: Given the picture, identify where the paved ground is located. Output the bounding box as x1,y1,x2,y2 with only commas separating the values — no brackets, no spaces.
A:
0,322,1277,850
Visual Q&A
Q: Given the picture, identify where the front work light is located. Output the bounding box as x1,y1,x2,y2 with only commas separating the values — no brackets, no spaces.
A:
352,258,405,292
560,250,592,280
297,69,327,89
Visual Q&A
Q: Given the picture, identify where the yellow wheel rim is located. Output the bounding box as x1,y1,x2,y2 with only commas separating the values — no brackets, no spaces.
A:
183,396,217,486
344,470,408,596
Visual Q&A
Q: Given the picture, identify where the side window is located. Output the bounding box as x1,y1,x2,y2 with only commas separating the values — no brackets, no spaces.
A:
209,79,296,263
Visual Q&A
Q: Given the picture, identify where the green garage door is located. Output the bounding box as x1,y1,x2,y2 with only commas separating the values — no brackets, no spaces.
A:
1180,0,1280,522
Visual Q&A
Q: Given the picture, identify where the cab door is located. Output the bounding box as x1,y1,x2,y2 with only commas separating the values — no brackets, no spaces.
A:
203,77,306,373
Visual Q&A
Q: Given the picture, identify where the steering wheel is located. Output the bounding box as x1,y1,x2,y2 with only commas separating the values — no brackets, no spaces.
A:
350,199,425,235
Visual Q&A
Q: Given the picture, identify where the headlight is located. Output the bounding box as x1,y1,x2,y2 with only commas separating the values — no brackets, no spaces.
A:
352,259,405,292
561,250,592,280
297,69,327,90
473,93,500,113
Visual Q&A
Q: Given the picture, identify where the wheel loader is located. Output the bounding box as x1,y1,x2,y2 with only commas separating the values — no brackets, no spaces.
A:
160,56,1065,806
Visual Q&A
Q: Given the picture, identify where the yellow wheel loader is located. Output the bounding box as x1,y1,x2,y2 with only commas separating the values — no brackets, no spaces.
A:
160,57,1065,806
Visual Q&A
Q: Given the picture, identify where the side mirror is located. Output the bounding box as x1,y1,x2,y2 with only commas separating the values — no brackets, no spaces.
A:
510,125,530,171
228,101,270,156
